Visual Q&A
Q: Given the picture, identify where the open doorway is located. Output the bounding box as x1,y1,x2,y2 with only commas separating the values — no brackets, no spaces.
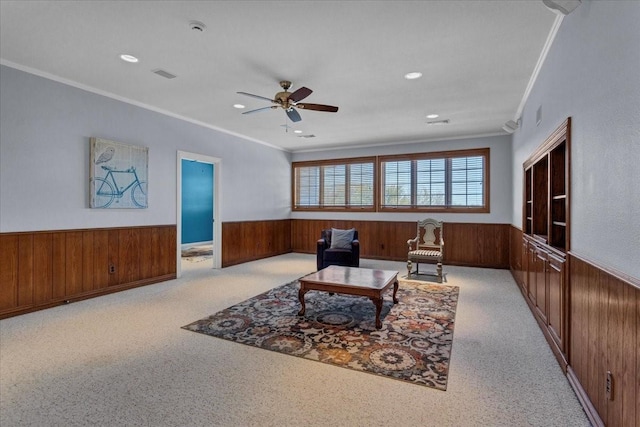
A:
176,151,221,277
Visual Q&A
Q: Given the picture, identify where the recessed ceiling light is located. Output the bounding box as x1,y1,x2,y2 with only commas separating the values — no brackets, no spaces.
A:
294,130,302,134
426,114,439,119
233,104,245,109
119,54,139,63
404,72,422,80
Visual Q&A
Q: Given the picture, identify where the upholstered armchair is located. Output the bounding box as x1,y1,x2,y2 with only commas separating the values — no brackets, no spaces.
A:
316,228,360,271
407,218,444,282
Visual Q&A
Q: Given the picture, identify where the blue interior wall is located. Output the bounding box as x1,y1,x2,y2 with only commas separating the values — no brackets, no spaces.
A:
181,160,213,244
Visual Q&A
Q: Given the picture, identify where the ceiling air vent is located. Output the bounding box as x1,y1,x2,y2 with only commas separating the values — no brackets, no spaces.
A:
298,134,316,138
426,119,450,126
152,69,177,79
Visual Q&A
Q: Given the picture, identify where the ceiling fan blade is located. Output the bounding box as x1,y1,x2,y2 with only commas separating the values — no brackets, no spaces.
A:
242,106,276,115
237,91,275,103
286,108,302,122
296,103,339,113
288,86,312,103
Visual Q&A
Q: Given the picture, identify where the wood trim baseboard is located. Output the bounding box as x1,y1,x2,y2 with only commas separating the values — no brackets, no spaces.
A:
567,367,605,427
0,274,176,320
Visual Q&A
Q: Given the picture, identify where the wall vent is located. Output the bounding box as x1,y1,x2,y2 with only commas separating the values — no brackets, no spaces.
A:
152,69,177,79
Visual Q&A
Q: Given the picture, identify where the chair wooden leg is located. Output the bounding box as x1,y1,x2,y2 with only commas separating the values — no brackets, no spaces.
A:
436,262,443,283
407,260,412,278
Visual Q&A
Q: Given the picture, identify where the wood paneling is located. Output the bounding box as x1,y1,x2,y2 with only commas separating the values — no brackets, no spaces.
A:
93,230,109,290
566,254,638,427
33,233,53,304
17,234,34,307
0,235,18,310
52,233,66,299
118,228,140,284
82,231,94,292
291,219,510,269
0,225,176,319
222,219,291,268
65,232,83,296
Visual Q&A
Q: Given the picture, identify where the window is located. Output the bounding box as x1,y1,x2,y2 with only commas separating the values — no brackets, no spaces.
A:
293,157,375,211
380,148,489,212
292,149,489,213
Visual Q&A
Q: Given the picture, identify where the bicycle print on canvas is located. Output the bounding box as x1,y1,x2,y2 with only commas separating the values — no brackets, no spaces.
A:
90,137,148,209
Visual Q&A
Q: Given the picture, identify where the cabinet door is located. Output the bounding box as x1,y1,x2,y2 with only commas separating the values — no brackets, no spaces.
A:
535,248,548,323
527,244,537,304
521,240,529,293
547,253,565,352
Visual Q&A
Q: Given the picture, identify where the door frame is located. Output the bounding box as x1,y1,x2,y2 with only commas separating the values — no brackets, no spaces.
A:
176,151,222,277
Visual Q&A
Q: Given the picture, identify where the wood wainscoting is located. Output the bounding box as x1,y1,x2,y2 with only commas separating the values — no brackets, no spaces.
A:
291,219,510,269
222,219,292,267
510,224,639,427
0,225,176,319
567,254,638,427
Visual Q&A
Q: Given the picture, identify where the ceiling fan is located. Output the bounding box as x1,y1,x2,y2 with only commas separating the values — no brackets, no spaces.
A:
237,80,338,123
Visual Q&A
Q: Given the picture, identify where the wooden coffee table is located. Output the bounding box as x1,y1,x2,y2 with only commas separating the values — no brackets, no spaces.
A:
297,265,399,329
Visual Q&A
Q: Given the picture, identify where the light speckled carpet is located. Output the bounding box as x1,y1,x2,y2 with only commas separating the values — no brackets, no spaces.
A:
183,279,459,390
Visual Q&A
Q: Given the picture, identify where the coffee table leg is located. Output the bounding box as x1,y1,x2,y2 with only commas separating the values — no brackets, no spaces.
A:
393,279,399,304
371,297,383,329
298,287,308,316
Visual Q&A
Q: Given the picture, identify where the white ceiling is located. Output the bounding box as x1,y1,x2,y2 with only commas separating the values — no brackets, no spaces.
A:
0,1,558,152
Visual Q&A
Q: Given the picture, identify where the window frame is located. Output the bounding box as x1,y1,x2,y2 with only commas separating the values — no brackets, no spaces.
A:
378,148,490,213
292,156,377,212
291,148,490,213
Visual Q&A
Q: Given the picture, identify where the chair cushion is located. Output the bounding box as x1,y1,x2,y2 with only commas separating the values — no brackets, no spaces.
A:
330,228,355,249
409,249,441,257
323,248,354,264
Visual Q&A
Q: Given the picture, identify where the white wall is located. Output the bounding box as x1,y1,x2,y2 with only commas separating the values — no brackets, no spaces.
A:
0,65,291,232
511,1,640,278
291,135,513,224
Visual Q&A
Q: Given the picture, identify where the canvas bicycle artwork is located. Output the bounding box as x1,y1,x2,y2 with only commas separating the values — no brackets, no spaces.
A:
90,137,148,209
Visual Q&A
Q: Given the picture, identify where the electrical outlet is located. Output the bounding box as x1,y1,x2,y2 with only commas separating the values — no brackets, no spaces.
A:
605,371,613,401
109,265,116,274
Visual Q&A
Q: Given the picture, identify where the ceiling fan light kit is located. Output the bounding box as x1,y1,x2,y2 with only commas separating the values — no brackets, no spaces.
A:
237,81,338,123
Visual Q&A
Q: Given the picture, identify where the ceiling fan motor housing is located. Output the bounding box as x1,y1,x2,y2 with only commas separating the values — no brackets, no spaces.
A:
275,91,292,107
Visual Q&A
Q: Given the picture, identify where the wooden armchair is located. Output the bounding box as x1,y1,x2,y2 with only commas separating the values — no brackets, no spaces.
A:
407,218,444,282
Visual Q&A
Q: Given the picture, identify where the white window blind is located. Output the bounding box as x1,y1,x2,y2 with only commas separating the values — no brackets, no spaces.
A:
293,159,375,210
380,149,488,210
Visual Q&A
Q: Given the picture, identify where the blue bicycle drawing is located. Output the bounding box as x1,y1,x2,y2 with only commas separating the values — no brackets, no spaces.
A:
93,166,147,208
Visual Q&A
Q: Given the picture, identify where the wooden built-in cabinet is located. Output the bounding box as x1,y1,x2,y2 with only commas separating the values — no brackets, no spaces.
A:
521,118,571,369
512,116,638,426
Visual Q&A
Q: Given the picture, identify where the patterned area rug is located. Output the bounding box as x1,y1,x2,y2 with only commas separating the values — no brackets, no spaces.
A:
182,278,459,390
